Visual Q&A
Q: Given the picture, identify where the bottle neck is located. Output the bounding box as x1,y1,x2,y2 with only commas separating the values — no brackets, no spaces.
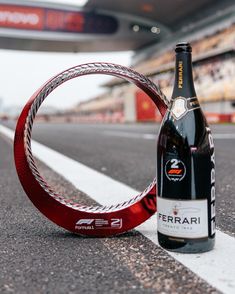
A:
172,52,196,99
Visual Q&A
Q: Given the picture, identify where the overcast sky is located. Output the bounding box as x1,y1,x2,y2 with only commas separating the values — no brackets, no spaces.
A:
0,50,132,110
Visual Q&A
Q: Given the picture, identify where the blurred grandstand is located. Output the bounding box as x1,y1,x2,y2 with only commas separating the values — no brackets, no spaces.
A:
0,0,235,123
71,21,235,124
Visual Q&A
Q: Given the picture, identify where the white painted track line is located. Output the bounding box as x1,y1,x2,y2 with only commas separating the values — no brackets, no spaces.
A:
0,125,135,204
103,130,156,140
137,217,235,294
1,124,235,294
103,130,235,140
213,133,235,139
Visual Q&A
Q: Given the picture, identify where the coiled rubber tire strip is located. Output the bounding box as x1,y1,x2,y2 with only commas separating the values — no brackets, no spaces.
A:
14,62,168,236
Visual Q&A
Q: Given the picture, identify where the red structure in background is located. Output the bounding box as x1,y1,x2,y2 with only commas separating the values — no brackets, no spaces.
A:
136,90,161,122
0,3,117,34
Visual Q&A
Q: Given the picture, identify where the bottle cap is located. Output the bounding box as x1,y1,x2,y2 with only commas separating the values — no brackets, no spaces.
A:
175,42,192,53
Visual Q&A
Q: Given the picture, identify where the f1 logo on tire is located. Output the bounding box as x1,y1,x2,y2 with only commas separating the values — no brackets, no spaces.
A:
75,219,122,230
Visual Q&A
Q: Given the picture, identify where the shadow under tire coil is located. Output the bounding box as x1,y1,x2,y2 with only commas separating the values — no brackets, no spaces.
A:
14,62,168,236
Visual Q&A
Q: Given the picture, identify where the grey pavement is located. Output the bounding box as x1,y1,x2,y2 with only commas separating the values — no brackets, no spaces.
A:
0,128,218,293
15,122,235,236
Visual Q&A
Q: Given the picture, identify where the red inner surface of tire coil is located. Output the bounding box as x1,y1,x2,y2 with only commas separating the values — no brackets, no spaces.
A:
14,63,168,236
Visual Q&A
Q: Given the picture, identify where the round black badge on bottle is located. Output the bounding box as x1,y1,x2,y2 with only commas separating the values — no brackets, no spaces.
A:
165,159,186,181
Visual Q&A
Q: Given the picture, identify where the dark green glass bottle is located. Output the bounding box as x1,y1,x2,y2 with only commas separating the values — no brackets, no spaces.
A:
157,42,215,253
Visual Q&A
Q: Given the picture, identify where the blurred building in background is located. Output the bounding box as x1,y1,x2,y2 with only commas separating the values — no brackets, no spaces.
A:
74,21,235,123
0,0,235,123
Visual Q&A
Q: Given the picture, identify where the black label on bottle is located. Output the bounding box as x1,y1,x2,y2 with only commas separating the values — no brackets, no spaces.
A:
170,96,200,120
178,60,183,89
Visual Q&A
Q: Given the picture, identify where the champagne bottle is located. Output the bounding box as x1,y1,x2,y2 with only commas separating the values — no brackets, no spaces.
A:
157,42,215,253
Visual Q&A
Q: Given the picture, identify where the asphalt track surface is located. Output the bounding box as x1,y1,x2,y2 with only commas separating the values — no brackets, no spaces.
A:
1,121,235,293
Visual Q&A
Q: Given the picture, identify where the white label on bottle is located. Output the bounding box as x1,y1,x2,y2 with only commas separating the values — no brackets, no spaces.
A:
157,197,208,239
